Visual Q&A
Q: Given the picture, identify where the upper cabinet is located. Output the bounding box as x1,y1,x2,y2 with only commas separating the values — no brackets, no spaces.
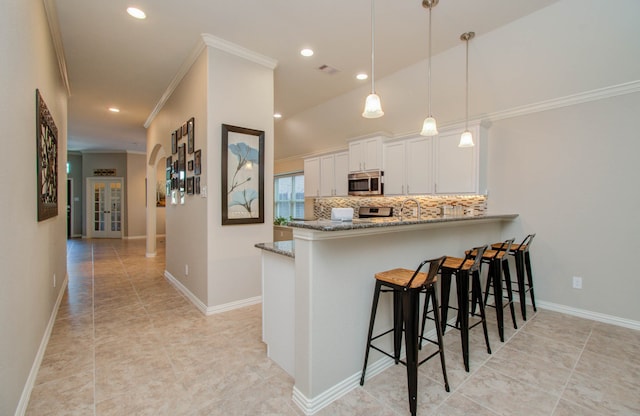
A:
433,124,486,194
382,123,487,195
383,137,433,195
319,151,349,197
348,136,382,172
303,157,321,198
305,151,349,198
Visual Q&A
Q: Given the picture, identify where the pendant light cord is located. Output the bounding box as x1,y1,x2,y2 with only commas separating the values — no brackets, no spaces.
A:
464,36,469,130
370,0,376,94
427,4,432,117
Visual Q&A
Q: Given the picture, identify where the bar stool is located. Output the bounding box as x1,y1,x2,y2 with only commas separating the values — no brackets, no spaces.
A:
491,234,537,320
360,256,449,416
432,245,491,372
467,239,517,342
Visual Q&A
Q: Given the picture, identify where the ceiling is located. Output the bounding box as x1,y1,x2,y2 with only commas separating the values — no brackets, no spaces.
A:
54,0,559,155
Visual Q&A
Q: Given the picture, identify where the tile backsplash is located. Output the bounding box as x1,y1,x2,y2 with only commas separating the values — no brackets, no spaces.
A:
312,195,487,220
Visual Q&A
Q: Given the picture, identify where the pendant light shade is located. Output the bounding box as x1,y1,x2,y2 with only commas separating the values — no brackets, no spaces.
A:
420,0,438,136
420,117,438,136
459,31,475,147
362,0,384,118
363,93,384,118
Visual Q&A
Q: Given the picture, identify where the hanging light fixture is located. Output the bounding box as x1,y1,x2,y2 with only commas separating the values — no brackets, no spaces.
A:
459,31,475,147
362,0,384,118
420,0,439,136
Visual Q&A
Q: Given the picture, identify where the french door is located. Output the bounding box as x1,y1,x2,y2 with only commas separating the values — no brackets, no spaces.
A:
87,178,123,238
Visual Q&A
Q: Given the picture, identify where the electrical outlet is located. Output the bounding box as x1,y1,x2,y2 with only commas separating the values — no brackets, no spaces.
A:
572,276,582,289
185,264,189,276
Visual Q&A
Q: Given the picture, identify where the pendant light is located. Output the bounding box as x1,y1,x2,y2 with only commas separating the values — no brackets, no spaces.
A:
362,0,384,118
420,0,438,136
459,31,475,147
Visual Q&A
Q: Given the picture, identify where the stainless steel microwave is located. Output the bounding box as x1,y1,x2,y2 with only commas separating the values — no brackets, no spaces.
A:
348,170,383,196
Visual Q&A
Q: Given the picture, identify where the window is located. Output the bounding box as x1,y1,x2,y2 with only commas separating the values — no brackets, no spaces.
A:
274,172,304,220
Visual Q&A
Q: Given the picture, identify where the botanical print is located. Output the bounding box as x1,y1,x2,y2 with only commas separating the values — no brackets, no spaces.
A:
227,133,259,218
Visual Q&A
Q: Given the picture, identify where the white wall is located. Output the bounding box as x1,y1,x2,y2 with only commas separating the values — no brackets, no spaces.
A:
0,0,68,414
147,51,209,303
206,43,275,307
126,152,146,238
488,92,640,322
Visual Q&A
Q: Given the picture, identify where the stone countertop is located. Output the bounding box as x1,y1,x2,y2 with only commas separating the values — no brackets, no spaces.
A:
255,240,295,258
286,213,518,232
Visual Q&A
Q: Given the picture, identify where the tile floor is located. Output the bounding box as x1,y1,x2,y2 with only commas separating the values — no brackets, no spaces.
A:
26,238,640,415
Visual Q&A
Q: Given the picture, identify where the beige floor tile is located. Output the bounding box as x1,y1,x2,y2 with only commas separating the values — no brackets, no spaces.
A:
434,393,499,416
562,366,640,415
456,366,559,416
26,238,640,416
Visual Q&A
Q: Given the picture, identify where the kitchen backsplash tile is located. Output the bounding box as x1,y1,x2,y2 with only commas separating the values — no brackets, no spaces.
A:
312,195,487,220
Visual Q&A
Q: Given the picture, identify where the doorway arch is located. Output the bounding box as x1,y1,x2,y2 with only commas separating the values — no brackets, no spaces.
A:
146,143,166,257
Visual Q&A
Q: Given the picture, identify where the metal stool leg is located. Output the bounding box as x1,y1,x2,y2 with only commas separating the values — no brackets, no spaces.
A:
360,281,382,385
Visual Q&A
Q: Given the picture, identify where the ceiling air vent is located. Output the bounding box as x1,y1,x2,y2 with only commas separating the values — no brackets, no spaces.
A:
317,64,339,75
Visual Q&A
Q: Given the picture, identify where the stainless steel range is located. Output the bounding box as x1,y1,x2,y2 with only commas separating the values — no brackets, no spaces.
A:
358,206,393,219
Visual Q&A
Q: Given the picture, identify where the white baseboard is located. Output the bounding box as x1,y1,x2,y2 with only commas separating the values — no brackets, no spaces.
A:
163,270,261,316
15,274,69,416
536,300,640,331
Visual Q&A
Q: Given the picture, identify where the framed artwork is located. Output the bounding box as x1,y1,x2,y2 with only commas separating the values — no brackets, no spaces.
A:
171,131,178,154
187,117,195,154
173,160,178,173
186,176,194,195
221,124,264,225
36,89,58,221
166,156,172,170
188,160,194,171
195,176,201,194
178,143,186,172
194,149,201,175
182,122,188,137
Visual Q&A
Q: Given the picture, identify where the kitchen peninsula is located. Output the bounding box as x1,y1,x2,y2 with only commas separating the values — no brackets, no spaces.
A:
256,214,517,415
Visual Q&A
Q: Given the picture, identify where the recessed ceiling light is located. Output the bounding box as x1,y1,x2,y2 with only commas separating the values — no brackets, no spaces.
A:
356,73,368,80
127,7,146,19
108,107,120,113
300,48,314,57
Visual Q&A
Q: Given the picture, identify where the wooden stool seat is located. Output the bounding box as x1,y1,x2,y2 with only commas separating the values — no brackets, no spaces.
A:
442,256,475,270
467,248,508,260
375,268,429,288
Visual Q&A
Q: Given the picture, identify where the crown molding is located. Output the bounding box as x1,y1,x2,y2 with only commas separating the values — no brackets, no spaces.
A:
43,0,71,96
144,34,278,128
486,80,640,122
201,33,278,70
144,39,206,128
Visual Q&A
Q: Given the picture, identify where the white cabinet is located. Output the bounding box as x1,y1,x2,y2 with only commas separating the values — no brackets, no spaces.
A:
406,137,434,195
382,141,405,195
383,137,433,195
304,157,320,198
349,137,382,172
333,152,349,196
319,152,349,196
434,124,485,194
305,151,349,198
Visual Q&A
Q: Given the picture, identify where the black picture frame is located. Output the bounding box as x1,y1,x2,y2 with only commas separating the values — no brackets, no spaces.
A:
194,149,201,175
36,89,58,221
221,124,264,225
195,176,201,194
188,160,194,171
182,122,188,137
187,117,195,154
171,131,178,154
186,176,194,195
